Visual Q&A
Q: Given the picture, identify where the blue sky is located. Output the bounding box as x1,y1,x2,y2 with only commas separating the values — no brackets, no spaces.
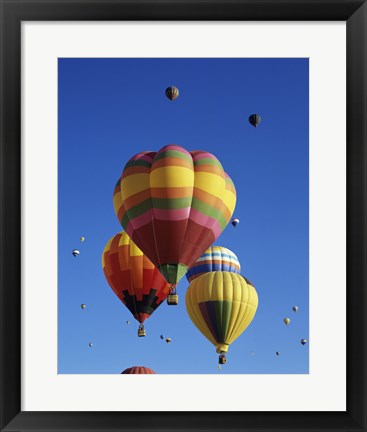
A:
58,58,309,374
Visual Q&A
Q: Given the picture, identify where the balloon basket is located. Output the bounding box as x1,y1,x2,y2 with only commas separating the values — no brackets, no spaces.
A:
138,327,146,337
167,294,178,305
219,354,227,365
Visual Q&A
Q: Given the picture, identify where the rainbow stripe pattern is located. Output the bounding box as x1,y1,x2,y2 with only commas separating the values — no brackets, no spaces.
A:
113,145,237,285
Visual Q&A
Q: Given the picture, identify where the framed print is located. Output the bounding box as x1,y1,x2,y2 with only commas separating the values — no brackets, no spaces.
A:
0,0,366,431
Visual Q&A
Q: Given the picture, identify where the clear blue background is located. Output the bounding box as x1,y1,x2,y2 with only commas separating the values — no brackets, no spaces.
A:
58,58,309,374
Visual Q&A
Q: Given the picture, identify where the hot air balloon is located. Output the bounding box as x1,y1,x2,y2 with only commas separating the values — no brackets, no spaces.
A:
300,339,307,345
276,351,280,356
113,145,237,302
231,218,239,227
121,366,156,374
186,246,241,283
81,304,86,309
80,236,85,242
160,335,164,340
283,318,291,326
89,342,93,348
126,320,130,325
293,306,299,312
102,231,171,337
72,249,80,257
186,272,258,364
165,86,179,101
166,338,171,344
249,114,261,128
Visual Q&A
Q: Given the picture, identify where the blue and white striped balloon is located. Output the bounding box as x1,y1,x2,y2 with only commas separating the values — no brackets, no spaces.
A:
186,246,241,283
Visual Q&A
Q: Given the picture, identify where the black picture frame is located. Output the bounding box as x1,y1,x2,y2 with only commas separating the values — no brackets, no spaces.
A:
1,0,366,431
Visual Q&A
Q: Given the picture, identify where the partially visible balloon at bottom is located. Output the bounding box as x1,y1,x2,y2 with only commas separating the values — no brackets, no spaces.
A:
121,366,156,374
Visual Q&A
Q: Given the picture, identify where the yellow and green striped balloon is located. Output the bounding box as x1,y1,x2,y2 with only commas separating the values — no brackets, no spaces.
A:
185,272,258,357
113,145,236,285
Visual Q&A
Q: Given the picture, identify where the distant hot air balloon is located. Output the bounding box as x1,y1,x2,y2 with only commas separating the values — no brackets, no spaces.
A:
186,246,241,283
165,86,179,101
249,114,261,128
160,335,164,340
113,145,237,302
89,342,93,348
121,366,156,374
276,351,280,356
81,304,86,309
166,338,171,344
186,272,258,364
126,320,130,325
72,249,80,257
102,231,171,337
300,339,307,346
231,218,240,227
293,306,299,312
283,318,291,326
80,236,85,242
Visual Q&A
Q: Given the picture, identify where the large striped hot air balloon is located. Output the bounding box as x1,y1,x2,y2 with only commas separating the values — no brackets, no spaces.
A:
186,246,241,283
121,366,156,374
102,231,171,336
113,145,237,296
185,271,258,364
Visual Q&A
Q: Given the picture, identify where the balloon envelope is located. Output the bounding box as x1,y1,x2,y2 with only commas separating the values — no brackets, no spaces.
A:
102,231,171,324
231,218,240,227
185,272,258,354
165,86,179,100
186,246,241,283
113,145,237,284
121,366,156,374
283,318,291,326
249,114,261,127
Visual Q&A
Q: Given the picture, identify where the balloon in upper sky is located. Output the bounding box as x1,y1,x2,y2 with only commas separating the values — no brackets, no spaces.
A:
113,145,237,286
102,231,171,336
166,338,171,344
292,306,299,312
283,318,291,326
89,342,93,348
72,249,80,257
300,339,307,345
186,272,258,363
81,304,86,309
80,236,85,242
165,86,179,101
186,246,241,283
249,114,261,128
231,218,240,227
121,366,156,374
